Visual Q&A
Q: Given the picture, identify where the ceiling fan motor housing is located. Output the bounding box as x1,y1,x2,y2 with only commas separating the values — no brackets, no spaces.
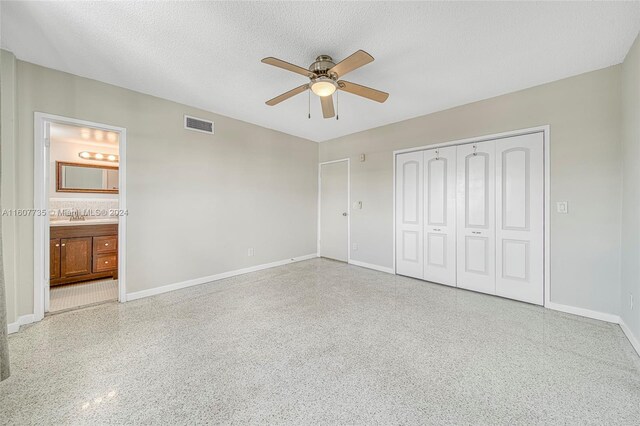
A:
310,55,337,78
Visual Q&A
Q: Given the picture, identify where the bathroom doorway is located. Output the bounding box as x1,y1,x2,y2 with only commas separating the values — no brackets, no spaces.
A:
34,114,127,319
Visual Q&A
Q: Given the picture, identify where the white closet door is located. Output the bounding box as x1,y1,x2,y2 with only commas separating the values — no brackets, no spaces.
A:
320,161,349,262
396,151,423,279
495,133,544,305
456,141,496,294
423,147,457,286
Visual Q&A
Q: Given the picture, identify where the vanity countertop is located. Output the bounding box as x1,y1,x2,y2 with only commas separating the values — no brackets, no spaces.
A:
50,218,119,227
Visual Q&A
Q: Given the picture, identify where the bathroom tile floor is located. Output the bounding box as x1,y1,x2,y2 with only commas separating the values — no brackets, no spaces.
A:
49,279,118,313
2,259,639,425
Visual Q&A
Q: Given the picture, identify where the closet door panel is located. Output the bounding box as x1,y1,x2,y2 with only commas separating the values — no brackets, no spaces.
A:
423,147,457,286
496,133,544,305
456,141,496,294
395,151,423,279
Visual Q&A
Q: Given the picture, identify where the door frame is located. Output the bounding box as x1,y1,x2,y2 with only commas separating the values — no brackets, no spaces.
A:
392,125,551,307
33,112,128,321
317,158,351,263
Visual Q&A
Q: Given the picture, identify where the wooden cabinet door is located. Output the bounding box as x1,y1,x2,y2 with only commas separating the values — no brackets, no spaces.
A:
61,237,92,277
50,239,61,279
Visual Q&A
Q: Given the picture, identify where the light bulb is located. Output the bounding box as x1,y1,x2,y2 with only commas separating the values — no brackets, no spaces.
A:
79,152,91,158
95,153,104,160
107,155,116,161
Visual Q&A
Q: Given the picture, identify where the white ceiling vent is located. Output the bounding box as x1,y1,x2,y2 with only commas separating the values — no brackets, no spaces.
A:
184,115,214,134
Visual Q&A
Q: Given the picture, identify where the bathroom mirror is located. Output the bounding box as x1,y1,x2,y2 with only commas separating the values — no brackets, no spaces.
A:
56,161,119,193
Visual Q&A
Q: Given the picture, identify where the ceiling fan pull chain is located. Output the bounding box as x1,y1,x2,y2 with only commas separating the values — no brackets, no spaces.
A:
308,89,311,119
336,90,339,120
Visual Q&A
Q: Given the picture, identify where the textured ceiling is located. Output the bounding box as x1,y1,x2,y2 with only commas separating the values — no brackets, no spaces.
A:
2,2,639,142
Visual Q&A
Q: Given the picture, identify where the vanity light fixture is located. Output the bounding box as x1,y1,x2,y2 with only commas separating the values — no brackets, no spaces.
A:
78,151,119,162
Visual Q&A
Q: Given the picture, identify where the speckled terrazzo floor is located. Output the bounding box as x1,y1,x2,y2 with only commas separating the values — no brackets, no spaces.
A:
1,258,639,425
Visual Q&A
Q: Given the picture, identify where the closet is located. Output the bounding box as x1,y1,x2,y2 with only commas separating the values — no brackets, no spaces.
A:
395,132,544,305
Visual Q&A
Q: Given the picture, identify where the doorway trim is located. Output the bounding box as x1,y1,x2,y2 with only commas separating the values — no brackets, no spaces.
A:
33,112,127,322
317,158,351,263
392,125,550,307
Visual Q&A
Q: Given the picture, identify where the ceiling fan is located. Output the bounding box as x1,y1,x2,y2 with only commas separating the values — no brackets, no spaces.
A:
261,50,389,119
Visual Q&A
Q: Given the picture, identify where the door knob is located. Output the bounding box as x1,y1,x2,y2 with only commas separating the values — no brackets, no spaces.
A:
342,212,348,216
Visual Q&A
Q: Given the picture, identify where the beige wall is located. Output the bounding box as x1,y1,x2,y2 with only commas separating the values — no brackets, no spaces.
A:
2,52,318,323
320,66,623,316
1,50,18,325
621,33,640,343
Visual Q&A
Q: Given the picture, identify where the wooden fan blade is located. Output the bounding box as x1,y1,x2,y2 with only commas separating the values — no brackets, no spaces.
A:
328,50,374,78
265,84,309,106
261,57,314,78
320,95,335,118
338,80,389,103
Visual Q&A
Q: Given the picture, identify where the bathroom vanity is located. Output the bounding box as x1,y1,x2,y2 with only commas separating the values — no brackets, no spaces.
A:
50,222,118,286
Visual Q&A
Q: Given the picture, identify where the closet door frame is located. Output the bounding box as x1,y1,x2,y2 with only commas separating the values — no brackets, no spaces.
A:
392,125,550,306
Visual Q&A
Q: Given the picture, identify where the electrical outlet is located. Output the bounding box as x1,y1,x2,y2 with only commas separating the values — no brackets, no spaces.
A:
352,243,358,251
248,248,254,257
556,201,568,214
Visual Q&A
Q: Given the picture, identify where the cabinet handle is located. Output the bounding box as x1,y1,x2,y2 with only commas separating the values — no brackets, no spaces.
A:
55,244,60,247
61,244,66,247
104,243,109,246
105,261,109,264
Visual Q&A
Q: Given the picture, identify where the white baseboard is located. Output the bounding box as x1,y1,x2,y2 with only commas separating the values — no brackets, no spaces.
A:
619,319,640,357
7,314,36,334
126,253,317,302
348,259,395,274
545,301,620,324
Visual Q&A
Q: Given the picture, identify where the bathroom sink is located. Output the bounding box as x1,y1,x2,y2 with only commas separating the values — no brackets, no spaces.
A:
50,217,119,226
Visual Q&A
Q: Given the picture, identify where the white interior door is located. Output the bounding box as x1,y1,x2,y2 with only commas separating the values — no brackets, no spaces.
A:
423,147,457,286
457,141,496,294
395,151,423,278
495,133,544,305
320,160,349,262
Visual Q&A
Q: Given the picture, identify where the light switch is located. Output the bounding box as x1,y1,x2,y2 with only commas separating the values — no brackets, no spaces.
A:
352,201,362,209
352,243,358,251
359,154,365,162
556,201,568,214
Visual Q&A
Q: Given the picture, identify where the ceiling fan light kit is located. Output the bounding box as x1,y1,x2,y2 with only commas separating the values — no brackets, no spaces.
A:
310,77,337,97
261,50,389,119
